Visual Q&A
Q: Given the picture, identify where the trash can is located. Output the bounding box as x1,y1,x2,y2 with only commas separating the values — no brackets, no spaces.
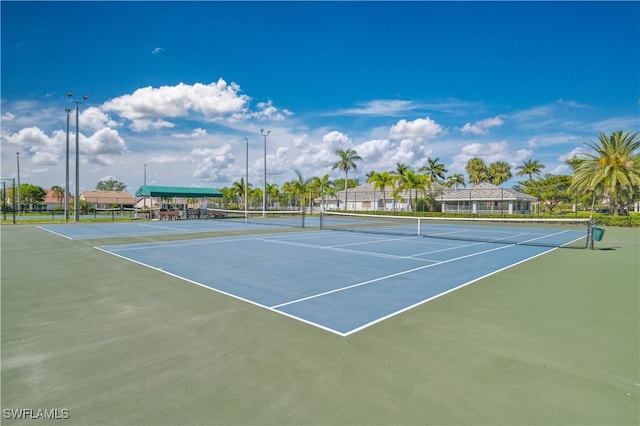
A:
593,227,605,241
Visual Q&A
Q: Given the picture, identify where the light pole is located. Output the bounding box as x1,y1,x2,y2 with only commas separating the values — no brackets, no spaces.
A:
68,92,88,222
16,152,21,215
260,129,270,217
244,137,249,222
143,164,147,210
65,108,71,222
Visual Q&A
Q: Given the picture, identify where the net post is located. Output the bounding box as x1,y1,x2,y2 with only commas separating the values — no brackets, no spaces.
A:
417,217,421,236
588,218,595,250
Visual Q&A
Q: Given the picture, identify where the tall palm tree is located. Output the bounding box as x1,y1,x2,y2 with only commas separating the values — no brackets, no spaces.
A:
446,173,466,189
389,178,404,213
465,157,489,185
571,130,640,215
419,157,448,183
332,149,362,210
368,171,394,211
289,170,311,209
516,159,545,182
398,169,428,212
488,161,513,185
310,174,333,211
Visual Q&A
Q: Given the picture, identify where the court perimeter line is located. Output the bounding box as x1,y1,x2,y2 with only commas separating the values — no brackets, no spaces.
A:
36,225,75,240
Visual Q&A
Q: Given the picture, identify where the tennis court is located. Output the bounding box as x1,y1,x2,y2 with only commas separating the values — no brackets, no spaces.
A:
96,218,588,336
2,219,638,425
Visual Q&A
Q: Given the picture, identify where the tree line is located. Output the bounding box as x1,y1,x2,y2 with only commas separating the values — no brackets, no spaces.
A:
5,131,638,216
221,131,639,215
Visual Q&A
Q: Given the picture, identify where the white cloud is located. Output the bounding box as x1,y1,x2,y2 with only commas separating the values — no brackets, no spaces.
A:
152,47,165,55
322,131,352,150
147,154,193,164
389,116,443,141
191,145,235,182
102,78,250,123
251,100,293,121
171,127,208,139
338,100,417,116
83,128,127,165
2,127,63,165
1,112,15,121
130,119,175,132
31,152,58,166
450,141,532,174
80,107,119,131
354,139,392,165
460,115,505,135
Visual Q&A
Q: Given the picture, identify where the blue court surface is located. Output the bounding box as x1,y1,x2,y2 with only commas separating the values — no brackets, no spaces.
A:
95,228,584,336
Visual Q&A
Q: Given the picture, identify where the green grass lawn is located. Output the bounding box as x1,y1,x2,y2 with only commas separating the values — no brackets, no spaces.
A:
1,224,638,425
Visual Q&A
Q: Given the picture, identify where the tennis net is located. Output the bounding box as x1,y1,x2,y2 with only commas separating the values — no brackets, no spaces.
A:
206,208,307,228
320,211,592,248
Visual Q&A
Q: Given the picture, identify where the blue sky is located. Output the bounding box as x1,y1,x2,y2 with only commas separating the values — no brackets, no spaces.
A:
1,1,639,194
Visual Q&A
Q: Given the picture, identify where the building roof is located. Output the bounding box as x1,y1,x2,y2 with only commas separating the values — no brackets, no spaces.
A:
81,191,136,205
43,189,72,205
441,183,538,201
135,185,223,198
322,182,537,202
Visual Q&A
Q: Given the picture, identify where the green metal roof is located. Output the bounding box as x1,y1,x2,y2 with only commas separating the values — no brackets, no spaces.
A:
135,185,222,198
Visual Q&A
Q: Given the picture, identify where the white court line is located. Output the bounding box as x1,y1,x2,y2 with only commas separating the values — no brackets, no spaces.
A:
94,244,347,337
255,237,432,261
270,228,577,311
95,227,583,337
36,225,74,240
136,223,190,231
270,242,516,309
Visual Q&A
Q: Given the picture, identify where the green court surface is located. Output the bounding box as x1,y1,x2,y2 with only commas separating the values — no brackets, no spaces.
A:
1,225,638,425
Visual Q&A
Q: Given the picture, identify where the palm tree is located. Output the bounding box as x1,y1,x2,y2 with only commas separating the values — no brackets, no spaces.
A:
368,171,394,211
332,149,362,211
51,185,64,208
231,178,251,208
446,173,466,189
516,159,545,182
289,170,311,209
565,157,583,173
309,174,333,211
266,183,280,208
389,178,404,213
465,157,489,185
395,163,409,176
571,130,640,215
398,169,428,212
488,161,513,185
419,157,448,183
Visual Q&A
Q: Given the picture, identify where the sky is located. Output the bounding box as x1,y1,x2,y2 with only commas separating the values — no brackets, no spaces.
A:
1,1,639,195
